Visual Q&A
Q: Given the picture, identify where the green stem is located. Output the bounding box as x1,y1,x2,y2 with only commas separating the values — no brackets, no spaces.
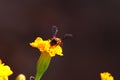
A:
35,52,52,80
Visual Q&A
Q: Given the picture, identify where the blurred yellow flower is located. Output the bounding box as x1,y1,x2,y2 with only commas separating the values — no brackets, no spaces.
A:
0,59,13,80
30,37,63,57
15,74,26,80
100,72,114,80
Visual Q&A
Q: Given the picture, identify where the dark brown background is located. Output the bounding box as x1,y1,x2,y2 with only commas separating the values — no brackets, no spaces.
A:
0,0,120,80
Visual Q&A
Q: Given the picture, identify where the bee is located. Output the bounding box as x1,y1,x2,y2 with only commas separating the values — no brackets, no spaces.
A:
50,26,72,46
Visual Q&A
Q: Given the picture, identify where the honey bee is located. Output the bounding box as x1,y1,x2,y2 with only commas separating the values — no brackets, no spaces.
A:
50,26,72,46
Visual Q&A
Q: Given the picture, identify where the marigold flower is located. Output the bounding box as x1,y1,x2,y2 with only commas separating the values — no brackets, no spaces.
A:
29,26,70,80
0,59,13,80
100,72,114,80
30,37,63,57
30,37,63,80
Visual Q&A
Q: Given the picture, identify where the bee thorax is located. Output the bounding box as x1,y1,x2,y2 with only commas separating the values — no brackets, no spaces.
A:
50,38,62,46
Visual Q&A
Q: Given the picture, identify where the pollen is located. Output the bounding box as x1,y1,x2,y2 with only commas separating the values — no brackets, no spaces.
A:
30,37,63,57
100,72,114,80
0,59,13,80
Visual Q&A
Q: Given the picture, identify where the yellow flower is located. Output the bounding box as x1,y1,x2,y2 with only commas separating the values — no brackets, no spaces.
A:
0,59,13,80
30,36,64,80
100,72,114,80
15,74,26,80
30,37,63,57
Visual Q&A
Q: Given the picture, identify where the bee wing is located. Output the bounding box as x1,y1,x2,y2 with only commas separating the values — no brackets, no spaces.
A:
62,34,73,40
52,26,58,37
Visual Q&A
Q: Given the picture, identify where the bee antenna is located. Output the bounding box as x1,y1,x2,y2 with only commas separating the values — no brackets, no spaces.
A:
62,34,73,40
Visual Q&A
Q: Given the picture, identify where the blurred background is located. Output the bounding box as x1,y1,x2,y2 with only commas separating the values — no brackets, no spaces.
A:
0,0,120,80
